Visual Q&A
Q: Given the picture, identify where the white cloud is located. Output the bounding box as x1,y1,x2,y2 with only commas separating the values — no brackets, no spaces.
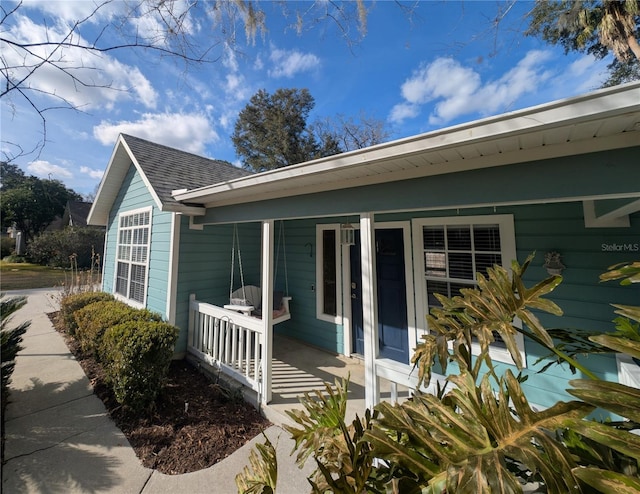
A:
80,166,104,180
400,58,481,105
557,54,609,95
223,44,240,72
18,0,122,24
128,0,199,42
27,160,73,179
268,47,320,78
390,50,557,126
93,112,218,154
4,13,158,111
389,103,420,123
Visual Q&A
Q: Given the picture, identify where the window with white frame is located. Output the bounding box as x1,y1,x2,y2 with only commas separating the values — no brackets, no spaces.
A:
115,208,151,306
316,224,342,323
414,215,523,365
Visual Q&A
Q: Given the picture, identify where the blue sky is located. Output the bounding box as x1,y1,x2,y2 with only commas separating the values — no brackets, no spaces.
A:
1,1,611,196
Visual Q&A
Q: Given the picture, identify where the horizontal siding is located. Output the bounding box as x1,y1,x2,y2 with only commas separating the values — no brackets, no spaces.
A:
274,219,344,353
172,198,637,408
197,147,640,224
369,204,639,407
103,164,170,321
513,203,639,406
173,221,262,353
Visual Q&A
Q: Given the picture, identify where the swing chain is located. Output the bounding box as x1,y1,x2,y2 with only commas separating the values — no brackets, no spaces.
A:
230,224,247,301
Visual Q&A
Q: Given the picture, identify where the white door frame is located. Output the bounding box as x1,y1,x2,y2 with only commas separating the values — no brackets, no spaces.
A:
342,220,416,357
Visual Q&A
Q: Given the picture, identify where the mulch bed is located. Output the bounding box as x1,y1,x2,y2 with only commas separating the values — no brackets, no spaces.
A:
49,313,270,475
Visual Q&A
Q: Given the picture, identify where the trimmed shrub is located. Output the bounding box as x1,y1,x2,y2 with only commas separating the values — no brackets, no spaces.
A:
74,300,162,360
101,320,179,412
27,227,105,269
58,292,114,336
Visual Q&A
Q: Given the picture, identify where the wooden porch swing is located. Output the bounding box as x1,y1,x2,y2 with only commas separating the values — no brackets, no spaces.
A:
224,222,292,323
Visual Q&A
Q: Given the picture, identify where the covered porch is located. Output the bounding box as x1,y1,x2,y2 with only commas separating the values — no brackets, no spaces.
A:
186,289,416,423
186,322,413,425
176,83,640,418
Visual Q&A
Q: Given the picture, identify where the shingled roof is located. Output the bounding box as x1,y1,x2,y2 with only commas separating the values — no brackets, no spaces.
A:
64,200,93,227
88,134,253,226
122,134,253,206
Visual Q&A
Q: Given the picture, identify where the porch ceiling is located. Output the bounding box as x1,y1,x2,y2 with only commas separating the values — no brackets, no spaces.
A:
173,82,640,208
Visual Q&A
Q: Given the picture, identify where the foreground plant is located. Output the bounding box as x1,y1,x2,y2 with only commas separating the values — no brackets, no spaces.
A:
236,256,640,493
1,294,30,464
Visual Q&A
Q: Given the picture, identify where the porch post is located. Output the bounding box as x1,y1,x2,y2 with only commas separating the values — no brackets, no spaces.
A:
360,212,380,409
261,220,275,404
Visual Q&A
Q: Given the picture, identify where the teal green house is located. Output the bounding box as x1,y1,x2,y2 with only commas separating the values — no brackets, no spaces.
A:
88,82,640,412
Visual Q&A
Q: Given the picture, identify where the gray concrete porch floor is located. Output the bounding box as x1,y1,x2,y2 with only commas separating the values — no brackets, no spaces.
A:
267,334,411,426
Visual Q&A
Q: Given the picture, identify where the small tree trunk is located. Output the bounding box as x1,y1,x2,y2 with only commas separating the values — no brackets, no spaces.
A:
627,35,640,61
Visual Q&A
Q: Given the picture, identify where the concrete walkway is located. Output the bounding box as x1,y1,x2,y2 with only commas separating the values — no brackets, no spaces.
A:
2,289,314,493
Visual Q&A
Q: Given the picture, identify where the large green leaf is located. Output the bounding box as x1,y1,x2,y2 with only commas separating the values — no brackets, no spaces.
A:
599,261,640,286
590,334,640,360
568,379,640,423
573,467,640,493
567,420,640,461
413,255,567,388
365,369,593,493
235,434,277,494
284,377,383,493
285,378,349,466
611,304,640,324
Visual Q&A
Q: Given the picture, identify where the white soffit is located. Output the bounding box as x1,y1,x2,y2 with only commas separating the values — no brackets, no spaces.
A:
173,82,640,207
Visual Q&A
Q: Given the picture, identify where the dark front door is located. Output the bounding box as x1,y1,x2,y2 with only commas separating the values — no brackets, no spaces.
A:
351,228,409,363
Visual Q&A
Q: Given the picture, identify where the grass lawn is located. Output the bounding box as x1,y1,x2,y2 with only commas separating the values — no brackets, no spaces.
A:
0,262,68,290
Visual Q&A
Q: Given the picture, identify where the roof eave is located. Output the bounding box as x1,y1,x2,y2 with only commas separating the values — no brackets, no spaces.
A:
87,134,165,226
173,82,640,206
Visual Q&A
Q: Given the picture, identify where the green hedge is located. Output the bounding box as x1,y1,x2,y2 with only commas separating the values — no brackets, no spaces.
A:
74,300,162,360
58,292,114,336
27,227,105,269
101,320,179,412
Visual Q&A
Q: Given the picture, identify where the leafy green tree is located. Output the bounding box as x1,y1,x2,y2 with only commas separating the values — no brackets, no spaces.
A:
526,0,640,86
0,176,82,241
0,162,25,190
232,88,334,172
232,88,390,172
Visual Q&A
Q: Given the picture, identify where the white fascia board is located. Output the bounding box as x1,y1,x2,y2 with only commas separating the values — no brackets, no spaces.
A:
160,203,206,215
87,135,131,226
173,82,640,206
119,137,164,211
88,134,165,225
201,130,639,209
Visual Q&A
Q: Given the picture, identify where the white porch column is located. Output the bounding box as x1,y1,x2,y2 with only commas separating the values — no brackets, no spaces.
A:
360,212,380,409
261,220,275,404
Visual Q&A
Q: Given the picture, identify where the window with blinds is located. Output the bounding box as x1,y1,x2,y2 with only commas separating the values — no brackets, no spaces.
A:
413,214,523,365
423,223,501,307
115,208,151,305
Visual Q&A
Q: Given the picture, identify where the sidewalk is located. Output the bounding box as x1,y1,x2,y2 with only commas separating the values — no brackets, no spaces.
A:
2,289,314,493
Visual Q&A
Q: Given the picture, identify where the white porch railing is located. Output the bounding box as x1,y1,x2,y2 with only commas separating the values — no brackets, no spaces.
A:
373,357,448,404
187,294,265,399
